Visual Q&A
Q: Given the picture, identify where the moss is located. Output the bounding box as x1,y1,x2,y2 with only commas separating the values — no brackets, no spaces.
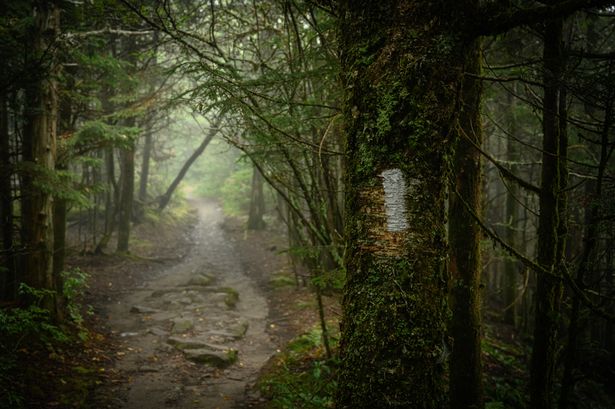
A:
337,1,469,406
220,287,239,309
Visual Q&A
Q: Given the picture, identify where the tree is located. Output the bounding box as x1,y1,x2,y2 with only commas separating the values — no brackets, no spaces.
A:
448,39,484,409
20,0,62,317
529,15,569,409
335,1,476,406
158,115,223,211
335,1,612,407
247,165,266,230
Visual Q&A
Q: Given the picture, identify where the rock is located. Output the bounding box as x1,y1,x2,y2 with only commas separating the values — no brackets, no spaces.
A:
178,297,193,305
149,311,178,322
171,317,194,333
183,348,238,368
213,287,239,309
203,330,241,341
138,365,159,373
167,336,226,351
148,327,168,337
130,305,160,314
187,273,215,287
227,320,249,338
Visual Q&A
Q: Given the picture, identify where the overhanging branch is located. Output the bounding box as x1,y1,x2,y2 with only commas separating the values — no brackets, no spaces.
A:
474,0,615,37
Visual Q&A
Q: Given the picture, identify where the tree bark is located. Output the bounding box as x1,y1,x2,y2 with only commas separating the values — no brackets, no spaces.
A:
529,15,568,409
116,34,138,253
336,1,477,407
116,142,135,253
448,39,484,409
0,91,14,300
96,147,118,254
20,0,60,316
503,87,520,327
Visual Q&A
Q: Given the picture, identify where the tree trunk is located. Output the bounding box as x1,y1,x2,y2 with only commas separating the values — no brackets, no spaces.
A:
20,0,60,316
336,1,476,407
247,164,266,230
52,188,66,320
0,91,14,300
158,116,222,211
137,30,158,214
96,147,118,254
116,143,135,253
503,88,520,326
138,125,153,203
529,15,567,409
448,39,484,409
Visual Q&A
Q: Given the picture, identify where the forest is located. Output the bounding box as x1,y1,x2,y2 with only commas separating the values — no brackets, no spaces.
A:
1,0,615,408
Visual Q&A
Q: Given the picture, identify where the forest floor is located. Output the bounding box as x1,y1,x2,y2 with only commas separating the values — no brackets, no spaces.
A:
68,198,329,409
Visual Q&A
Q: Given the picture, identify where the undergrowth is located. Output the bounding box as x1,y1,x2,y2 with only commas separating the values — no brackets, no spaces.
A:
258,327,339,409
0,270,95,409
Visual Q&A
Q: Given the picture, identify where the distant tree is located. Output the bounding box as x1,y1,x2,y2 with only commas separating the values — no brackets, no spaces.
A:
247,165,266,230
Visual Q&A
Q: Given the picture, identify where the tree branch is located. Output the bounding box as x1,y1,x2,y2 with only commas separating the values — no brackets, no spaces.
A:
475,0,615,37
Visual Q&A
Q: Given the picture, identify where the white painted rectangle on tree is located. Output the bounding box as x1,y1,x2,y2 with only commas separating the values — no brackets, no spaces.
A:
380,168,409,232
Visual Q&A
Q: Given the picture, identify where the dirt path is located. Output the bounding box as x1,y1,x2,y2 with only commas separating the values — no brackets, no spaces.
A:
92,199,275,409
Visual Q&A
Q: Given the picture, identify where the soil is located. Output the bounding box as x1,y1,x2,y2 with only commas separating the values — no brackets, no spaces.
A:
75,198,328,409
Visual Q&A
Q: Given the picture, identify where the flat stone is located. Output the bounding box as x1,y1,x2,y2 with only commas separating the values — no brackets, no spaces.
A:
149,311,178,322
138,365,159,373
167,336,227,351
183,348,238,368
130,305,160,314
187,273,215,287
203,330,240,341
227,320,249,338
148,327,168,337
171,317,194,333
150,286,226,298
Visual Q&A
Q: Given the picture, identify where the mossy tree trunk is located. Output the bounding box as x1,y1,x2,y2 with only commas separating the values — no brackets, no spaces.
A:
21,0,61,316
336,1,477,407
448,39,484,409
529,15,568,409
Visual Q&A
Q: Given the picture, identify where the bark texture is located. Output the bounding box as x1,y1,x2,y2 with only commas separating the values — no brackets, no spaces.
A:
448,39,484,409
21,0,60,314
336,1,477,407
116,144,135,253
530,15,568,409
0,92,14,299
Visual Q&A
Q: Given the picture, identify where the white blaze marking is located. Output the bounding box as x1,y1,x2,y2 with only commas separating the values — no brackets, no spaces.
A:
380,168,409,232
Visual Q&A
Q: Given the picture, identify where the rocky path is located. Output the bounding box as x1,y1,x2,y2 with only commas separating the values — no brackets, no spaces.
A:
93,200,275,409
